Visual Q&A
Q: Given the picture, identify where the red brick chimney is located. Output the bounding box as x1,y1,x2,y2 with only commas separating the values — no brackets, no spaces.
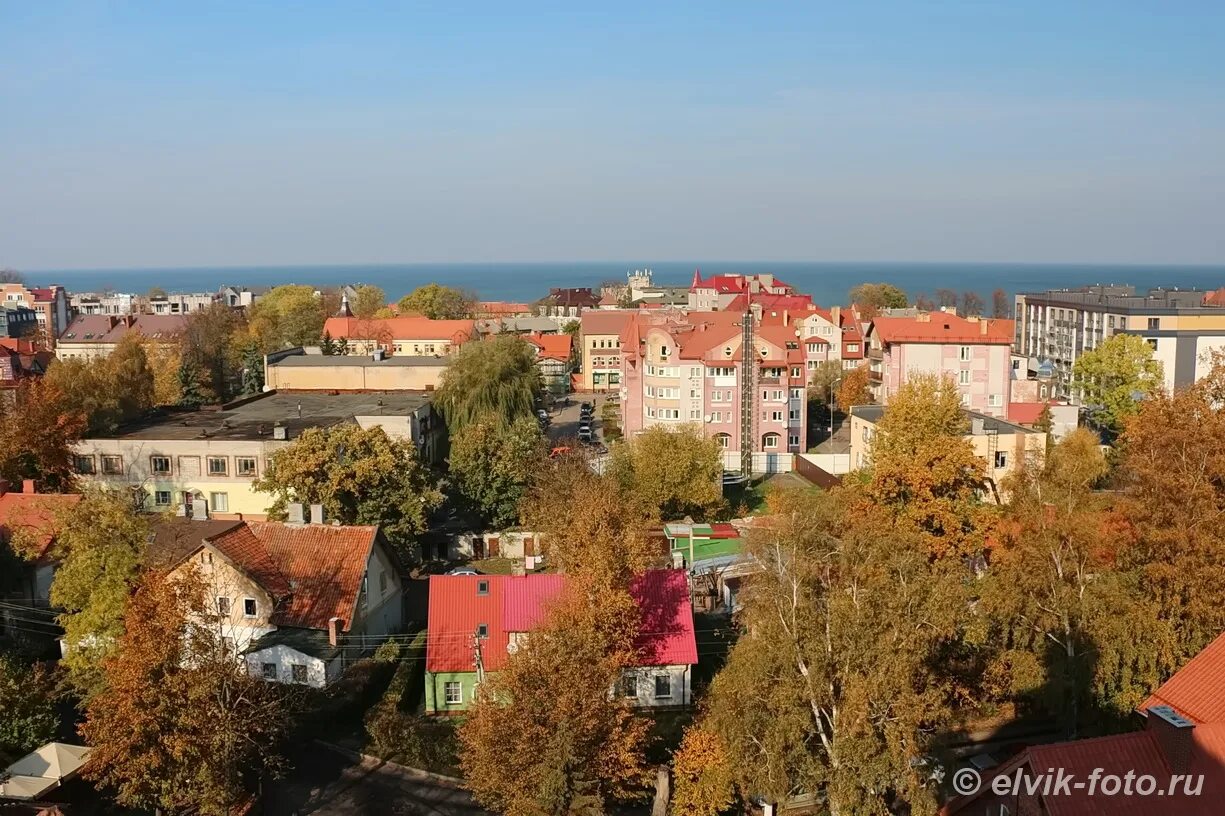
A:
1147,705,1195,774
328,616,344,647
22,479,35,495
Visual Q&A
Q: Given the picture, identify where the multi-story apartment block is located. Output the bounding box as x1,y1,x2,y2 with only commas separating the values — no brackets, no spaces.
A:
147,291,219,314
71,291,139,315
618,310,808,455
73,391,443,520
579,310,633,391
536,288,600,323
795,305,867,373
1,283,70,346
0,305,39,339
865,312,1014,417
1014,285,1225,396
688,271,795,311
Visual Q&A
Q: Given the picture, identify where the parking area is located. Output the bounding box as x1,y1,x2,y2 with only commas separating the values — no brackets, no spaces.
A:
544,392,615,448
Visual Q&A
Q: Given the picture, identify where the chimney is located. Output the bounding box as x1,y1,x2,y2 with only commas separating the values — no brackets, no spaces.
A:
1147,705,1195,774
22,479,36,495
287,502,305,524
916,312,931,323
971,417,985,435
980,318,989,336
831,305,841,326
782,309,789,326
309,503,324,525
328,616,344,647
272,424,287,440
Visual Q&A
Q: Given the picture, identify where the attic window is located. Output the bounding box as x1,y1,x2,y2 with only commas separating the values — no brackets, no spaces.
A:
477,580,489,596
476,623,489,639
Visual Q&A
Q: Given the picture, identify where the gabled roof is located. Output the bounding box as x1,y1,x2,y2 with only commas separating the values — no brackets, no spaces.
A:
426,570,697,673
870,314,1013,345
581,309,635,335
0,490,82,561
526,332,572,362
322,316,475,344
476,301,531,316
1142,630,1225,723
57,314,189,344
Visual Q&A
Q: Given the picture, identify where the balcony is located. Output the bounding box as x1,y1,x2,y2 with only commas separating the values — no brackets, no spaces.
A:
758,376,782,386
867,347,884,360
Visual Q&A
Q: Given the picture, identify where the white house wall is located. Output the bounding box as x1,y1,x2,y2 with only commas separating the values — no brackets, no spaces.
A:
620,664,692,708
244,645,339,688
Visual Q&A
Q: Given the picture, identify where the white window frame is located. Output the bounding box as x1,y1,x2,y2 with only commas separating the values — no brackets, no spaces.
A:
207,456,228,476
210,492,229,513
236,457,257,476
653,674,673,699
243,597,257,618
763,433,780,449
958,370,971,386
150,455,171,475
444,681,463,705
959,346,972,361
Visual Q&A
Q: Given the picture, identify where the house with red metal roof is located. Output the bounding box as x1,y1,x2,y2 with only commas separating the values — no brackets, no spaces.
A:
944,631,1225,815
424,570,697,713
154,508,403,687
866,312,1015,417
0,480,81,613
688,271,795,311
525,332,574,395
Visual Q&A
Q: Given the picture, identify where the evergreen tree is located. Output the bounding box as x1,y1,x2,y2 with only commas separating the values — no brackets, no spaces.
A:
177,359,206,409
240,344,264,395
320,331,336,355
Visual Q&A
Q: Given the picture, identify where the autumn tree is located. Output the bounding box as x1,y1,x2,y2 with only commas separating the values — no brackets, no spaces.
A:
608,424,724,521
1071,333,1163,436
141,338,183,405
255,424,443,562
82,568,288,815
935,288,959,308
42,357,118,435
980,429,1150,735
848,282,907,313
244,284,325,351
460,580,651,816
435,334,543,431
398,282,477,319
181,302,245,400
107,334,156,423
177,358,208,408
0,654,59,763
914,293,936,311
961,290,985,317
671,725,737,816
835,363,872,411
0,378,87,491
805,360,842,408
695,488,968,814
857,373,991,559
522,453,659,584
448,413,546,529
992,288,1010,319
38,491,149,697
350,284,386,318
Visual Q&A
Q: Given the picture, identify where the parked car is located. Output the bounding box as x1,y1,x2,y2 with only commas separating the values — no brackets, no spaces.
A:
578,428,593,442
448,566,481,576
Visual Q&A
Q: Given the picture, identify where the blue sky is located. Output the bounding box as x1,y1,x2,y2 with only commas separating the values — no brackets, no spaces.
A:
2,1,1223,268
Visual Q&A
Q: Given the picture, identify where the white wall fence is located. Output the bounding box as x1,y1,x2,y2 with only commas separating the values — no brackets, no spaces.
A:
797,452,851,475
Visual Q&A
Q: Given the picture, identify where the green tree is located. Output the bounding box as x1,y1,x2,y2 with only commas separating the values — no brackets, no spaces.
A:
0,654,59,762
848,282,908,313
177,358,208,408
350,284,386,318
43,491,149,697
108,334,155,424
244,284,326,351
608,425,723,521
562,319,582,369
697,488,968,814
1071,333,1163,436
320,330,337,355
805,360,842,408
449,414,545,529
397,283,477,319
240,343,264,396
82,568,289,815
255,425,443,562
857,373,990,559
436,334,543,432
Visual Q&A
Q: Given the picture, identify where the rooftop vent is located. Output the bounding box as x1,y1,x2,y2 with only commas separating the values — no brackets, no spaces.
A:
272,424,287,440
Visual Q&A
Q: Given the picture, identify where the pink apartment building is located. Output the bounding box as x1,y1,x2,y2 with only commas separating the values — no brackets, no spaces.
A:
865,312,1015,417
617,310,809,454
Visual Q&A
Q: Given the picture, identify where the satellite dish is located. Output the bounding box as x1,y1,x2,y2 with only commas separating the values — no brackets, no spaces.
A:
704,415,712,423
506,641,519,654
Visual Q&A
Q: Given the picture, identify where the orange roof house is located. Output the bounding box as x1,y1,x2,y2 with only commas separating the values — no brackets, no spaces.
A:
0,480,82,606
322,315,476,356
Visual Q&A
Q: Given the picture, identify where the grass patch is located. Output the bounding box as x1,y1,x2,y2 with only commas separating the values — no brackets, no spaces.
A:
470,557,516,575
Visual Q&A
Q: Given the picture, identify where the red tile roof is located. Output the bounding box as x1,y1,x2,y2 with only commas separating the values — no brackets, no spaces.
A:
426,571,697,673
0,490,82,561
58,314,189,344
1142,630,1225,723
322,316,475,344
476,301,531,317
581,310,636,335
871,314,1013,345
526,332,572,362
726,293,815,312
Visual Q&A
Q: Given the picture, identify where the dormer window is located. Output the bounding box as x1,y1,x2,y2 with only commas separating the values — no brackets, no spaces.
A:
476,623,489,638
477,580,489,596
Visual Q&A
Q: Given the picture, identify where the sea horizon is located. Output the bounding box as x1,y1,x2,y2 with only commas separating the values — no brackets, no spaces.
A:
18,260,1225,306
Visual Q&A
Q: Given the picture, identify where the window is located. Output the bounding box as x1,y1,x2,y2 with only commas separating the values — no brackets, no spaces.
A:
74,455,96,475
689,409,701,420
789,434,800,447
217,597,231,616
806,342,819,353
958,370,971,386
845,343,859,352
715,433,731,449
243,598,257,618
994,451,1008,470
1147,338,1158,351
770,411,783,421
101,455,123,475
620,674,637,698
791,366,802,378
763,433,780,449
654,674,673,699
789,408,800,421
291,664,308,684
708,366,735,378
207,456,228,476
154,490,172,506
444,681,463,704
690,367,701,377
791,388,802,399
261,663,277,680
988,394,1002,407
959,346,972,361
236,457,257,476
476,623,489,639
150,456,171,474
210,492,229,513
1147,317,1160,330
477,580,489,596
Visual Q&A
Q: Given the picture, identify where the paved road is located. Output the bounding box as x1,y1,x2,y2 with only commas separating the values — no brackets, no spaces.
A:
545,392,613,446
265,745,490,816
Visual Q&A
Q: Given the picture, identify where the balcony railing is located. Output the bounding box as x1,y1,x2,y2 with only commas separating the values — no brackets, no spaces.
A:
867,347,884,360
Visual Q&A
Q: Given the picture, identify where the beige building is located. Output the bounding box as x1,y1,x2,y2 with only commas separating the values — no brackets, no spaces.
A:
56,314,188,361
849,404,1045,500
322,315,475,357
579,310,633,391
265,347,448,391
74,391,441,519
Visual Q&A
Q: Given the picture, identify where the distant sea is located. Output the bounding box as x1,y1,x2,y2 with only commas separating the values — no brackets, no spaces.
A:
23,262,1225,305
